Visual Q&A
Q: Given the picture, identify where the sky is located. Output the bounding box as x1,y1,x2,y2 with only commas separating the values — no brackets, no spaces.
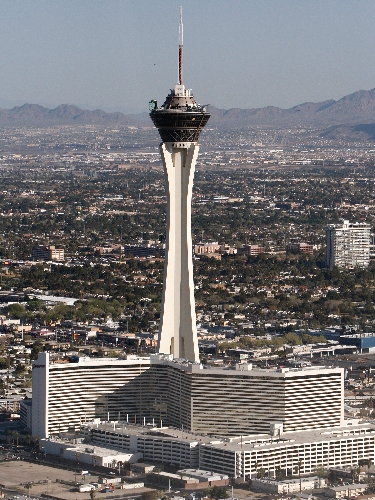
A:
0,0,375,114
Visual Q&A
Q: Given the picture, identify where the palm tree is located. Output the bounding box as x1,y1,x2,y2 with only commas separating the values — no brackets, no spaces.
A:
358,458,373,482
256,467,267,479
12,430,20,447
154,466,162,483
295,459,303,492
351,466,361,483
315,466,328,488
25,482,32,500
367,459,373,482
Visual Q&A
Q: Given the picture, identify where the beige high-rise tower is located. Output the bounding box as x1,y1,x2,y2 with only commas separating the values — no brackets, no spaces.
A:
149,8,210,362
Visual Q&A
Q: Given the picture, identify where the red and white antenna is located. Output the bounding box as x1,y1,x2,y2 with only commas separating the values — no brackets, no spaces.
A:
178,6,183,85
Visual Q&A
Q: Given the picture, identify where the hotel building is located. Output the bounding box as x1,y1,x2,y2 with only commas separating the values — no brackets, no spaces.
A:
31,353,343,439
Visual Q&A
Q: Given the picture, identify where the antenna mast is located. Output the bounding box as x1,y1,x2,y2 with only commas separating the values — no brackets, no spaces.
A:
178,6,183,85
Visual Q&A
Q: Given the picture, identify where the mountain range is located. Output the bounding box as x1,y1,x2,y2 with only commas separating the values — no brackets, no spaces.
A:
0,103,136,127
206,88,375,128
1,88,375,129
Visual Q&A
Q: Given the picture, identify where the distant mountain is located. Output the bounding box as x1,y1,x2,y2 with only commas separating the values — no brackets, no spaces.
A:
0,103,140,126
321,123,375,141
2,88,375,128
206,88,375,128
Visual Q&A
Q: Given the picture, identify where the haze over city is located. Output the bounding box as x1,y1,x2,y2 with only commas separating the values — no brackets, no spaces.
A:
1,0,375,113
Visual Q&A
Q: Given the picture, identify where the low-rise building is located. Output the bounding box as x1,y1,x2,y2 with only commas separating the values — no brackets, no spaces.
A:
40,437,142,468
286,243,314,255
324,484,368,499
252,477,318,494
237,244,265,256
32,245,64,261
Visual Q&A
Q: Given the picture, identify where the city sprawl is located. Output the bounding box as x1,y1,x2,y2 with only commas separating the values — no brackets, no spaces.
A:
3,123,375,498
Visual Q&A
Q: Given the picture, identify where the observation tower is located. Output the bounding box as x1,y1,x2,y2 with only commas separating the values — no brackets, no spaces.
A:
149,7,210,362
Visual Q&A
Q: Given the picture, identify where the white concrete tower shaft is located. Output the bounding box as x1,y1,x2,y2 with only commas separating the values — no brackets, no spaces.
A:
158,141,199,362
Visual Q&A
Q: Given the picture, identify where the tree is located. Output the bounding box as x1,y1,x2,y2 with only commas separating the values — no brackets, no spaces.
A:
275,466,286,481
30,340,43,360
284,332,301,346
315,466,328,487
295,460,303,492
256,468,267,479
24,434,39,449
25,482,33,500
141,490,161,500
14,363,27,378
153,466,162,483
358,458,373,481
204,486,229,500
351,466,361,483
6,303,25,319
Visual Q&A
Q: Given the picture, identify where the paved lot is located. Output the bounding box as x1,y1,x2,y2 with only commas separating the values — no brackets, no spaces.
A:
0,460,151,500
0,460,267,500
0,460,83,487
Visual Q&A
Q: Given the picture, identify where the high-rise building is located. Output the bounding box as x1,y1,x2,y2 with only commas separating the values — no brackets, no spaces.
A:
149,8,210,362
31,352,343,439
326,219,371,269
32,352,375,479
150,355,344,436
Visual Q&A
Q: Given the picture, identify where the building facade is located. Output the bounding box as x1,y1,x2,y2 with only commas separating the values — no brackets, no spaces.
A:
150,356,344,436
199,425,375,480
326,220,371,269
77,421,375,480
79,424,200,470
237,244,265,256
31,353,152,438
31,353,344,439
286,243,314,255
32,245,64,261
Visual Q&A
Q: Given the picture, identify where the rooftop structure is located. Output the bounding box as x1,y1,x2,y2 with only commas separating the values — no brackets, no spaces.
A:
40,436,142,468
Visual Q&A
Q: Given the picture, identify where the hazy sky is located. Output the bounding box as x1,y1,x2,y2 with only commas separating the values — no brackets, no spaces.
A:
1,0,375,113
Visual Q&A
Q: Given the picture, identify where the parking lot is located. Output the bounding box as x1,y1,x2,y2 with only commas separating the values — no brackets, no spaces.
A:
0,460,153,500
0,457,264,500
0,460,83,487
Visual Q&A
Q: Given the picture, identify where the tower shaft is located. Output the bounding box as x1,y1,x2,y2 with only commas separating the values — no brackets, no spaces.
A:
158,142,199,362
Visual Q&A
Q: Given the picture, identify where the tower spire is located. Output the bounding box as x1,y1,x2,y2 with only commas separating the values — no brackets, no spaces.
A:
178,6,183,85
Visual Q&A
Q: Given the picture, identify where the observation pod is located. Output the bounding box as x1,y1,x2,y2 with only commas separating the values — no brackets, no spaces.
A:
149,83,210,362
